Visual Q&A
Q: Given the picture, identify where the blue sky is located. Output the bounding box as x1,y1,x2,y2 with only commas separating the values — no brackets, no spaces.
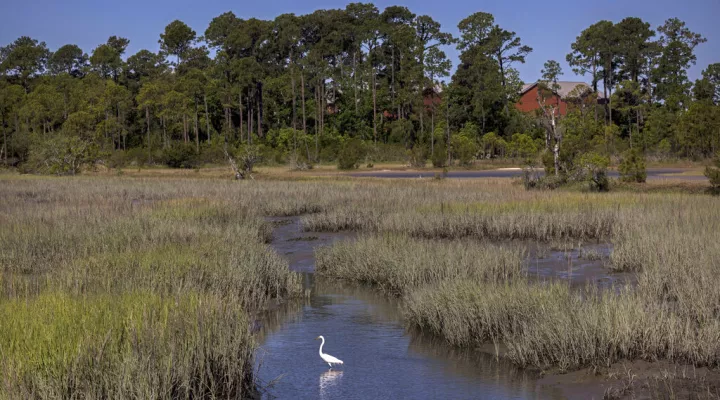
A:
1,0,718,84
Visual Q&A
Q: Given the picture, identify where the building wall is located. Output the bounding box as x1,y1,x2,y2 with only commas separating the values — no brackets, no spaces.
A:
515,86,569,116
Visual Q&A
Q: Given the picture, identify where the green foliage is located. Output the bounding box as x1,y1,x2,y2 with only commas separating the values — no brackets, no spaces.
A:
406,145,427,168
478,132,506,158
653,18,707,110
619,148,647,183
159,20,197,64
431,143,448,167
0,11,718,174
541,60,563,91
677,100,720,158
0,36,50,86
506,133,537,160
266,127,297,152
575,152,610,192
656,138,672,158
388,119,413,144
107,150,130,169
541,150,556,175
337,138,366,170
26,135,100,175
162,143,198,169
450,131,478,166
366,143,408,163
705,153,720,191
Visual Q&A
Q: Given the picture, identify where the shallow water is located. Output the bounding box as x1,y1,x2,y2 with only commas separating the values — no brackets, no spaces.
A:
524,242,635,289
255,218,565,400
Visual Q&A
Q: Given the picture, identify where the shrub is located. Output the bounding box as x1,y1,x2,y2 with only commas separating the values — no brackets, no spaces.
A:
619,148,647,183
388,119,413,143
107,150,129,169
656,138,672,158
541,150,556,175
127,147,152,167
162,143,198,169
26,135,100,175
508,133,539,160
337,138,366,170
521,164,542,190
368,143,408,163
431,144,448,168
575,152,610,192
108,148,152,169
450,134,478,167
523,173,567,191
406,146,427,168
706,153,720,193
196,143,227,165
479,132,506,158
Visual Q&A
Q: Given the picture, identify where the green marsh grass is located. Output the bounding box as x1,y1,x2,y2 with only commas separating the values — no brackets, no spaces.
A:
1,291,255,398
0,176,315,397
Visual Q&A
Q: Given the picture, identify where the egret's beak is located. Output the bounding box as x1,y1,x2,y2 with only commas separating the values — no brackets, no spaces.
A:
315,336,320,340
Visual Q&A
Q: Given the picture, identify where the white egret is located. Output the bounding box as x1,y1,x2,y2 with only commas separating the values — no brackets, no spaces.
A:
315,336,344,368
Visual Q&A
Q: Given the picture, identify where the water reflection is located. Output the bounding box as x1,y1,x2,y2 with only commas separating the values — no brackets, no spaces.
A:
406,330,544,395
319,369,343,400
521,241,635,289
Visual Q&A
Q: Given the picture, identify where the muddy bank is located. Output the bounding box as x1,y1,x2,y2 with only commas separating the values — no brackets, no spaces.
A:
540,360,720,400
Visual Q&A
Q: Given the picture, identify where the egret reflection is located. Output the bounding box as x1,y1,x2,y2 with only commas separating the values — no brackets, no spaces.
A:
319,369,343,399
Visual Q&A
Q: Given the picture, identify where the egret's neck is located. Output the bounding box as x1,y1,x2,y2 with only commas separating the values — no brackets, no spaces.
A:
318,337,325,355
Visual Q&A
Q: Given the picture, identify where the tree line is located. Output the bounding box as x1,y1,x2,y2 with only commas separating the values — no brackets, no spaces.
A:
0,4,718,174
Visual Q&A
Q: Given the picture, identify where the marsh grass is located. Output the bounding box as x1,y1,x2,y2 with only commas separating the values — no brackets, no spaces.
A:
303,179,720,376
1,291,255,399
301,181,645,242
3,172,719,391
315,235,524,296
0,177,313,398
405,280,720,372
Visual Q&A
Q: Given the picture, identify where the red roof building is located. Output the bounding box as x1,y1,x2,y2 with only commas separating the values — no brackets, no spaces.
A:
515,81,604,116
